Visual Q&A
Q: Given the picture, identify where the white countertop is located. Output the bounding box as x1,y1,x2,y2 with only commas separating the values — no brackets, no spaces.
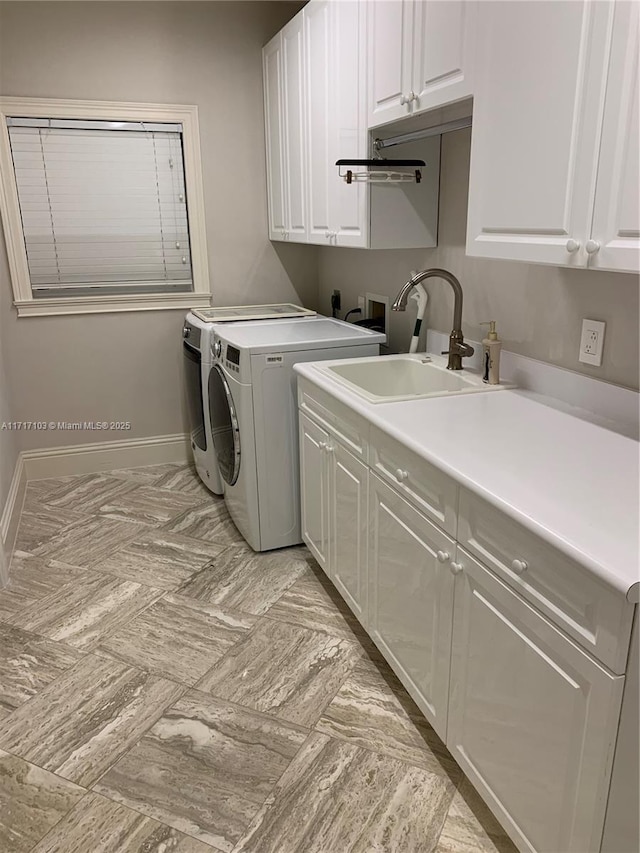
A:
295,359,640,602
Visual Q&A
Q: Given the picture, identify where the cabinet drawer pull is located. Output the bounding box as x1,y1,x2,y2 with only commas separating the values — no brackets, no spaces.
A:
450,561,463,575
511,559,528,574
437,550,450,564
395,468,409,482
566,239,581,253
326,444,334,455
585,239,601,255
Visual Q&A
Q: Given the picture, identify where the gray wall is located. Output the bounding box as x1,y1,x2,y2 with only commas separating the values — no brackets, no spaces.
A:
0,1,316,454
319,128,640,391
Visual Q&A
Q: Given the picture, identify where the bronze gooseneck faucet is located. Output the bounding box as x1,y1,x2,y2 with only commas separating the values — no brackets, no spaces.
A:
392,268,474,370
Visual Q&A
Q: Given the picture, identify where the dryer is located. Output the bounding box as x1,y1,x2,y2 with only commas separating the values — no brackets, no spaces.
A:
182,312,223,494
207,317,385,551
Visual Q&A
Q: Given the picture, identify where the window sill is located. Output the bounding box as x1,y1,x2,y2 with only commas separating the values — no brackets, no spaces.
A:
14,292,212,318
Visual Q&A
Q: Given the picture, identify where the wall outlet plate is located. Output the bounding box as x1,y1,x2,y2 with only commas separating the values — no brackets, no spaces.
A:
579,319,606,366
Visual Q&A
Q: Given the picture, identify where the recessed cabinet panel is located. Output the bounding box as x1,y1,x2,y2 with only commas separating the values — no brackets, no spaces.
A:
368,473,454,739
370,423,457,535
466,0,614,265
368,0,412,127
282,14,307,241
262,34,286,239
412,0,475,112
448,549,624,853
305,0,332,242
299,412,330,570
329,0,368,246
589,0,640,273
458,488,634,673
331,442,368,624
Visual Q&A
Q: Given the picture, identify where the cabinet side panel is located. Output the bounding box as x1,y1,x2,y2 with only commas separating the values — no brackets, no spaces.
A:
370,137,440,249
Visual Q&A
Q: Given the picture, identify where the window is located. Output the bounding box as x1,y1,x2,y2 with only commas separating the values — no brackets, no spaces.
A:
0,98,211,316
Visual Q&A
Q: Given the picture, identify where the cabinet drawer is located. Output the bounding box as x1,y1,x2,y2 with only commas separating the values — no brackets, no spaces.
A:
297,378,369,459
458,489,635,673
370,426,458,536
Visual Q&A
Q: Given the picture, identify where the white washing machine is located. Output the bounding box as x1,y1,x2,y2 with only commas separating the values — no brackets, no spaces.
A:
207,317,385,551
184,305,318,494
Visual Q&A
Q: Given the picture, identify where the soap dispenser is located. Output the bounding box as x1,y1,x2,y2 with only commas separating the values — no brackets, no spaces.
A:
480,321,502,385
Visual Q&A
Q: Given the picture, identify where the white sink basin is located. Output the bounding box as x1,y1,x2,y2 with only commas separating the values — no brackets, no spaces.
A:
323,354,511,403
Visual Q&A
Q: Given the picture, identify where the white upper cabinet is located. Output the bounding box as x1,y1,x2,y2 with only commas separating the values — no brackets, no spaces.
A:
262,32,286,241
466,0,640,273
263,0,439,250
368,0,476,128
282,13,308,242
589,0,640,273
305,0,368,247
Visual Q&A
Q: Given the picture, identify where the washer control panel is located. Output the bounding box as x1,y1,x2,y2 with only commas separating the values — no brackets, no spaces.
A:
225,344,241,374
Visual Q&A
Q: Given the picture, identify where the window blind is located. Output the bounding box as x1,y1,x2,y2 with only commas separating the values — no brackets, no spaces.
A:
7,118,193,296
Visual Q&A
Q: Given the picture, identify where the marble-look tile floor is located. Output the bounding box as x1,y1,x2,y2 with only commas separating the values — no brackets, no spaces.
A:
0,463,517,853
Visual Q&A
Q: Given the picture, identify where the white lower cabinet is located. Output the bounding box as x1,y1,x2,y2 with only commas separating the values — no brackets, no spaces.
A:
368,473,455,740
448,548,625,853
299,412,330,570
299,410,368,622
297,382,632,853
331,440,368,624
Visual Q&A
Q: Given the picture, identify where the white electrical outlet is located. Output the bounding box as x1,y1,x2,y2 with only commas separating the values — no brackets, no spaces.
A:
579,319,606,366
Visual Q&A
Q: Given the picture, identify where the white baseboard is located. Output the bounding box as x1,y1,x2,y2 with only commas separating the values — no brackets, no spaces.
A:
0,433,190,580
22,432,191,481
0,453,27,577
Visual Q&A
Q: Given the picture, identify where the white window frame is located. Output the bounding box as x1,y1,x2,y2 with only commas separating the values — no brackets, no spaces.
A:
0,97,212,317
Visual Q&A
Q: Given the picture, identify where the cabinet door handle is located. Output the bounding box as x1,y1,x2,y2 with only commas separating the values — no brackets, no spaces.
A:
450,561,463,575
400,94,407,106
565,239,581,253
326,444,334,455
585,239,601,255
408,90,417,103
319,441,327,451
511,559,528,574
395,468,409,482
436,550,450,564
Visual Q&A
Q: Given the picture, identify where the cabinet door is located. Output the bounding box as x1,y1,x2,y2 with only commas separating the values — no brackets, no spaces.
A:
368,473,455,740
263,32,286,241
304,0,332,244
329,0,368,247
299,413,330,571
329,440,368,625
411,0,476,115
589,0,640,274
367,0,414,128
282,12,308,242
466,0,615,266
448,548,624,853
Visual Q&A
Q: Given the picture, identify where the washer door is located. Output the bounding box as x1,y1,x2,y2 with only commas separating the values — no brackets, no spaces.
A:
208,364,241,486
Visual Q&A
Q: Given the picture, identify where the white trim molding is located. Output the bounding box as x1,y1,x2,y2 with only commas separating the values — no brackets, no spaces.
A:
0,452,27,572
0,97,212,318
22,433,191,481
0,433,190,580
